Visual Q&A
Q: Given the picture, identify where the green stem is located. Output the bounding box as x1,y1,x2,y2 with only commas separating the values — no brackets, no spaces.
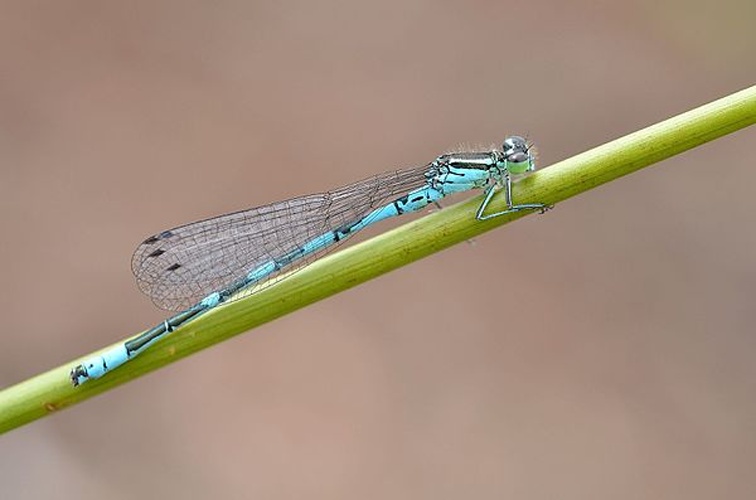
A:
2,84,755,434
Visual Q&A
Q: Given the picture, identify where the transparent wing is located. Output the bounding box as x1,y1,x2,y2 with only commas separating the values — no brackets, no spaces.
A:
132,166,432,311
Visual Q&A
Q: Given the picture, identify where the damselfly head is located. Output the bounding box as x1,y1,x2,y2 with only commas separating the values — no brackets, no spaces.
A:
501,135,535,174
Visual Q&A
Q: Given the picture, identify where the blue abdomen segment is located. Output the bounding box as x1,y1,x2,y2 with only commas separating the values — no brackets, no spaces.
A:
245,261,279,283
70,344,129,386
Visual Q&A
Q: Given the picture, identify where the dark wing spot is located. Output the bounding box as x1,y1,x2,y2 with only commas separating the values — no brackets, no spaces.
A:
166,263,182,272
143,230,175,245
148,249,166,258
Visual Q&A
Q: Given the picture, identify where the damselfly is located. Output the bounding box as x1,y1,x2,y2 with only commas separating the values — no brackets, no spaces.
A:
70,136,550,386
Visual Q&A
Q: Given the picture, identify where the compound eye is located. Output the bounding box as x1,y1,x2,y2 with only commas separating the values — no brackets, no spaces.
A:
503,135,528,154
508,151,529,164
502,136,535,174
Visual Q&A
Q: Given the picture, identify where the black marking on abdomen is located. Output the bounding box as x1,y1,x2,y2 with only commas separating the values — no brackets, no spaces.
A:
277,247,305,267
336,219,362,237
394,199,406,214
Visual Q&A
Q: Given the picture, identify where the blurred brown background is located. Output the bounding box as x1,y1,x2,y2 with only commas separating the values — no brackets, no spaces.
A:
1,1,755,498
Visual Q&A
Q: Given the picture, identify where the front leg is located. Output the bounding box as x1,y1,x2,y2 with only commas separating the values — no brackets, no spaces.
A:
475,175,551,220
